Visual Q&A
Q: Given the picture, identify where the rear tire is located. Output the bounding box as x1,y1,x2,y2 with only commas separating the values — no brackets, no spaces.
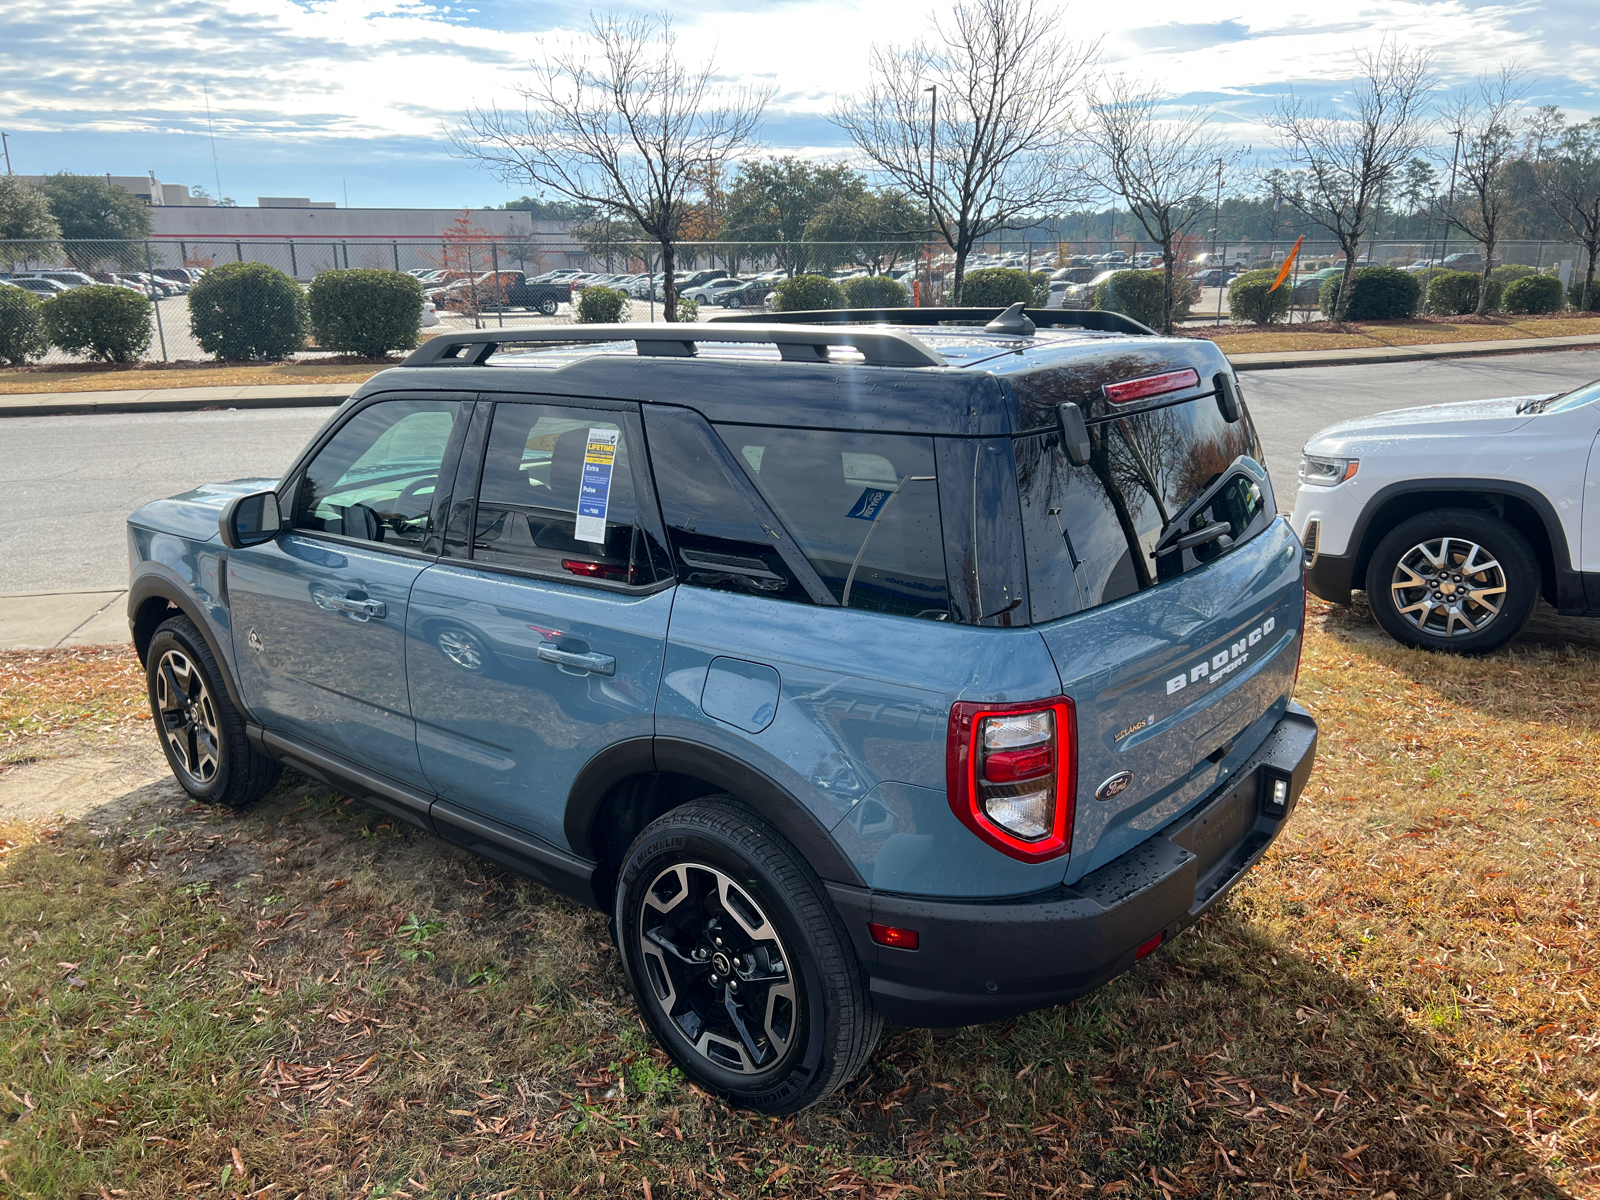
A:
146,616,280,807
613,797,881,1114
1364,508,1538,654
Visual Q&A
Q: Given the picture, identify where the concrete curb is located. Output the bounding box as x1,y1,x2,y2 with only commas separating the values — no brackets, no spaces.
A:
3,332,1600,414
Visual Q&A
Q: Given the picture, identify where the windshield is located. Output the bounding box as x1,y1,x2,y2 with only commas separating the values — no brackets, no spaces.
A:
1517,378,1600,414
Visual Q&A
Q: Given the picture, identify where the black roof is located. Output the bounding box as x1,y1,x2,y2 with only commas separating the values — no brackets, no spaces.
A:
353,313,1232,437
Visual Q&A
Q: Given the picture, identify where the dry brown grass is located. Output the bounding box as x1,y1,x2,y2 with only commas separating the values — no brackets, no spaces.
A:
0,609,1595,1197
1204,314,1600,356
0,360,389,395
0,647,148,764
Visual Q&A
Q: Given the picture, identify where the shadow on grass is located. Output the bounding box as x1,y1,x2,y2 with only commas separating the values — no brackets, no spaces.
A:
0,765,1575,1198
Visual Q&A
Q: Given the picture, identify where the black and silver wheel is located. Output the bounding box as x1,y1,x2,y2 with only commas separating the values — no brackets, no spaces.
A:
146,616,280,806
614,798,880,1113
1366,508,1538,654
538,297,559,316
722,294,743,308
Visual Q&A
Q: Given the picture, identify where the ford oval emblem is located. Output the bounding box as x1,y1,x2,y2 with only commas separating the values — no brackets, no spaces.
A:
1094,771,1134,802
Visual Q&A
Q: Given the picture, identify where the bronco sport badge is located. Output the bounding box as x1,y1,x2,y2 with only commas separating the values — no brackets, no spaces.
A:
1164,617,1277,696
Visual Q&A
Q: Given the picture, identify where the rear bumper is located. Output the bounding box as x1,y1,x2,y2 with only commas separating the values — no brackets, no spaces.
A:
830,704,1318,1027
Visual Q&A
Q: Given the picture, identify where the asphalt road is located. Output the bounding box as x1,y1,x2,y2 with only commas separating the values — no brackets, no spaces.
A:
4,347,1599,593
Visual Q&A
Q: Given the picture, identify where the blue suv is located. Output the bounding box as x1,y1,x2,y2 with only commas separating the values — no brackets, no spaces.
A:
127,305,1317,1113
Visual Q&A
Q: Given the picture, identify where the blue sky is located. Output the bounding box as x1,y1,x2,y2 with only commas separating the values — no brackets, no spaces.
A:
3,0,1596,209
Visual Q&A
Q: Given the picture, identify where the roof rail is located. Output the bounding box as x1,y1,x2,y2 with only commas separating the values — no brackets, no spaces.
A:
399,323,947,369
709,306,1157,336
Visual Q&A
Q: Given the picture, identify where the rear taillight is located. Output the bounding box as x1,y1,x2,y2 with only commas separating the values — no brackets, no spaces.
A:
947,698,1076,862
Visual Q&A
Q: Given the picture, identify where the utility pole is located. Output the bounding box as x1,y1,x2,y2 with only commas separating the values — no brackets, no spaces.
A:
1,132,12,175
924,84,936,305
1433,128,1463,283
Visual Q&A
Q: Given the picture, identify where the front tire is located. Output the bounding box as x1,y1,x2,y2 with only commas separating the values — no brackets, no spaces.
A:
614,798,881,1114
538,297,559,316
146,616,280,806
1365,508,1538,653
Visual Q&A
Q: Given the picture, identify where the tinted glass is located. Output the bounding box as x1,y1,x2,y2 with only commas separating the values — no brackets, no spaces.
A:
472,403,660,586
717,427,950,621
1013,371,1268,623
295,400,459,547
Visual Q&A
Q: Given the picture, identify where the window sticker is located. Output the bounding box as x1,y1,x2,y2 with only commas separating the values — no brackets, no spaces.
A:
574,427,620,544
846,487,892,522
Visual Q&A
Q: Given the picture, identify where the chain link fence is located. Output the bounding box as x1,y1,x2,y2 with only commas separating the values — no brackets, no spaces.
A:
3,234,1594,365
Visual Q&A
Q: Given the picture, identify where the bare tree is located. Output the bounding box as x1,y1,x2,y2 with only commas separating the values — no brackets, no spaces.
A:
1438,67,1530,315
1084,77,1236,333
1533,113,1600,310
832,0,1096,303
1267,40,1433,321
454,13,770,321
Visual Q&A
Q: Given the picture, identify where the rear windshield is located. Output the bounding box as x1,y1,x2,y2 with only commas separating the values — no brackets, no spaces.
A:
1011,369,1272,623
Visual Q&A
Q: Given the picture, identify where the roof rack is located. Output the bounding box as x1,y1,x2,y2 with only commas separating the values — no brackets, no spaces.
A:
399,323,946,369
708,306,1157,336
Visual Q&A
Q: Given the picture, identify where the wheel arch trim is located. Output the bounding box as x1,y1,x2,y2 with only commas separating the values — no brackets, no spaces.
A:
128,572,253,718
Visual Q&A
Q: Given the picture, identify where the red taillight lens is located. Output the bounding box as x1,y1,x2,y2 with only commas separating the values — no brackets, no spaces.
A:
946,698,1076,863
561,558,628,581
1103,368,1200,405
868,922,920,950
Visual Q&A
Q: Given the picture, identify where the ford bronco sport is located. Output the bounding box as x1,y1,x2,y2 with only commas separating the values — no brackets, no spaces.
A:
127,304,1317,1113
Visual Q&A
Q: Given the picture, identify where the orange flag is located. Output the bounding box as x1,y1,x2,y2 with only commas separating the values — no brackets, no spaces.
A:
1268,236,1305,292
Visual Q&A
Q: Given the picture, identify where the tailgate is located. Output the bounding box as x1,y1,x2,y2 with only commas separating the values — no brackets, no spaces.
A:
1037,519,1305,884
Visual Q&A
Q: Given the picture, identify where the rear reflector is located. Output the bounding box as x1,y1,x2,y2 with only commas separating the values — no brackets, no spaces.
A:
1134,931,1165,960
868,922,919,950
1103,368,1201,405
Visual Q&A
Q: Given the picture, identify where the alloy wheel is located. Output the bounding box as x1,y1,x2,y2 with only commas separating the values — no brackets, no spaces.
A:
155,648,221,785
636,863,799,1075
1389,536,1507,639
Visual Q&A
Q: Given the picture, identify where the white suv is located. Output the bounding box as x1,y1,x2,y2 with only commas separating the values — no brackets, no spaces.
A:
1290,381,1600,652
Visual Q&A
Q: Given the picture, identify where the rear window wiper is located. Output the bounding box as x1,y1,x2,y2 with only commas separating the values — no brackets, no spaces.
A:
1154,519,1233,556
1148,456,1256,558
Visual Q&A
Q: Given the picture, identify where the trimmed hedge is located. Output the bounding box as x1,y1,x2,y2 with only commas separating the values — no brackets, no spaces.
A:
771,274,844,312
1489,264,1538,289
1569,279,1600,312
1426,270,1503,316
961,268,1034,307
189,261,308,360
841,275,908,308
1228,269,1291,325
42,284,151,362
0,286,49,365
1318,266,1421,321
307,269,423,356
1502,275,1565,315
575,285,630,323
1030,271,1051,308
1093,270,1165,329
676,297,700,322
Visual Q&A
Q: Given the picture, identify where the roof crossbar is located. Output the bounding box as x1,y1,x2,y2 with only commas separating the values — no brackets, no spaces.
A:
709,306,1157,336
399,323,947,369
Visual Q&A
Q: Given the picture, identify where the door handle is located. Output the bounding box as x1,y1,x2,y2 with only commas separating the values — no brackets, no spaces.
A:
537,642,616,676
330,593,386,621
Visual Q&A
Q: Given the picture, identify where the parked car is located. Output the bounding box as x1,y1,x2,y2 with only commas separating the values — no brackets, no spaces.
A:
1292,380,1600,652
1060,269,1117,308
430,271,570,316
421,298,439,328
128,305,1315,1113
15,269,97,290
5,276,69,296
681,277,749,305
710,280,773,309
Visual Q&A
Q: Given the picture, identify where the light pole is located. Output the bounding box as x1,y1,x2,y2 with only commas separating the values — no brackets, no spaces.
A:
924,84,936,305
1,132,11,175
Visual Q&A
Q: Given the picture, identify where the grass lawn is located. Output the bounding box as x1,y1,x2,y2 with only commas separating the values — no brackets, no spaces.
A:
1206,315,1600,356
0,360,390,395
0,601,1595,1197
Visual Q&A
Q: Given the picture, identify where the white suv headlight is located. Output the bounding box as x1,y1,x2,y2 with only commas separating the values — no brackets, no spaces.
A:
1298,454,1358,487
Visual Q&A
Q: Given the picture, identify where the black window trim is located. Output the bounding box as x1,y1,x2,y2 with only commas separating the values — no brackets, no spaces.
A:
454,394,678,598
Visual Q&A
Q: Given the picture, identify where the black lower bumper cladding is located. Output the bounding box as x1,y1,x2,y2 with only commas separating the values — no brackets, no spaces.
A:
830,704,1318,1027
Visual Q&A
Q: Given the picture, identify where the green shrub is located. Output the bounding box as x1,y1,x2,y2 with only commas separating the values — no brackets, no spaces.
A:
961,268,1034,307
1489,264,1538,289
771,274,844,312
1029,271,1051,308
1093,270,1168,329
307,269,423,356
841,274,909,308
1228,269,1291,325
0,285,49,365
188,261,308,360
1501,275,1565,315
41,284,151,362
575,285,630,323
1425,270,1501,316
1569,279,1600,312
676,296,700,322
1320,266,1421,321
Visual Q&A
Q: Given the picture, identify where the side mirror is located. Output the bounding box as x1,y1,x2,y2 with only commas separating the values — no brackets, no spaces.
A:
1214,371,1243,423
218,490,282,549
1056,402,1092,467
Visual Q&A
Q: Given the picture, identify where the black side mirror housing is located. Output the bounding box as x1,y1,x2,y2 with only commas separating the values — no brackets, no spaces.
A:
218,490,282,549
1056,402,1092,467
1214,371,1243,423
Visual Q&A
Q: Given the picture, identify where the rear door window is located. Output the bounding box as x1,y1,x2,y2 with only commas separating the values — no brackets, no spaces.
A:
1013,371,1271,622
715,426,950,621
